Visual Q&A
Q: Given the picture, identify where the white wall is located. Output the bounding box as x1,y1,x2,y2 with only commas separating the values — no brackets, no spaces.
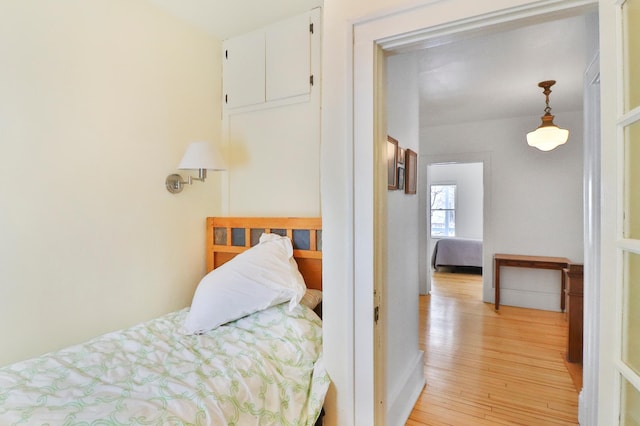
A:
0,0,222,366
385,52,424,425
225,100,321,216
428,162,484,239
423,112,584,311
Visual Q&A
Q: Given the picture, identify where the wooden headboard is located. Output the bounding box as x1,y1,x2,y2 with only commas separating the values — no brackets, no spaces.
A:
206,217,322,290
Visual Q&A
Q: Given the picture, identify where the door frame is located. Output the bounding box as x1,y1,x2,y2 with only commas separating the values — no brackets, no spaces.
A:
352,0,599,423
422,154,491,298
581,50,601,425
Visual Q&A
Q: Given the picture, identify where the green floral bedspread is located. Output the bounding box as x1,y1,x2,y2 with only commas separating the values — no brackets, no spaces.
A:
0,304,329,425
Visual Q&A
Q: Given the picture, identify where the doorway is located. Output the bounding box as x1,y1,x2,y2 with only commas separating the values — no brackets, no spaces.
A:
426,162,484,294
351,2,599,425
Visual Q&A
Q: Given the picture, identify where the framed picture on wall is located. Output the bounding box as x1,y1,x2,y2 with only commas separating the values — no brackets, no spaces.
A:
405,149,417,195
387,136,398,190
397,165,405,190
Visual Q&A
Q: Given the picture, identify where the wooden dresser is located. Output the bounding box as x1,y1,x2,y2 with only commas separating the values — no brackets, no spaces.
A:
564,263,584,363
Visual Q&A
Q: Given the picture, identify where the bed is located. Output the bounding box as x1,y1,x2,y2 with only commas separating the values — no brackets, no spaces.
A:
431,237,483,271
0,217,328,425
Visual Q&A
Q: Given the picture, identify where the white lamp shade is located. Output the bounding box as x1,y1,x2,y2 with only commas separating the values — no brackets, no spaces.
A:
526,126,569,152
178,141,226,170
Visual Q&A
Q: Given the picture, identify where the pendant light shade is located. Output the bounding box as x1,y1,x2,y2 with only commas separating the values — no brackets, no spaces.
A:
526,80,569,151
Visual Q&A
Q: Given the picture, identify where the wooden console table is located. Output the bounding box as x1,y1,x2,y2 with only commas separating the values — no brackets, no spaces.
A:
494,254,570,311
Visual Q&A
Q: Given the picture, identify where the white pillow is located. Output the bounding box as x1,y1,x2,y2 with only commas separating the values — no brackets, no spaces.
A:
183,233,307,334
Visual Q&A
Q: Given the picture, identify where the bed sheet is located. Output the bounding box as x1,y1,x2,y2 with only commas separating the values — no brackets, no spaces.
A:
0,304,329,425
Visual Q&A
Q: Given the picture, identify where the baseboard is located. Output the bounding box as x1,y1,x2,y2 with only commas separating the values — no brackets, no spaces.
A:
387,350,425,426
578,389,585,425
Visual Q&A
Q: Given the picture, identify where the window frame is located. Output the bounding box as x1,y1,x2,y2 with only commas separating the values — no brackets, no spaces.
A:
430,183,457,238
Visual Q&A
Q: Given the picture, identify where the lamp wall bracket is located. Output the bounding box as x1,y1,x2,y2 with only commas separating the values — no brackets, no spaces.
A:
165,169,209,194
166,173,186,194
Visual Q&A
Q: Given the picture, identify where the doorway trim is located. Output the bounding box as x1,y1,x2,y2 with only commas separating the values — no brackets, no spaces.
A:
352,0,598,423
422,154,491,299
581,50,600,426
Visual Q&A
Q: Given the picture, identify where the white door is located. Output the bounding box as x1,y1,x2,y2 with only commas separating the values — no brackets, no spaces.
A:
599,0,640,423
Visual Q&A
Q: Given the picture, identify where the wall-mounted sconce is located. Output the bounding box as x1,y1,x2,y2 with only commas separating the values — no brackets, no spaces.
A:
526,80,569,152
165,141,226,194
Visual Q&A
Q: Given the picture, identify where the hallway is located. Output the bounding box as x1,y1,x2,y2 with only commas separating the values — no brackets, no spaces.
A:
407,272,580,425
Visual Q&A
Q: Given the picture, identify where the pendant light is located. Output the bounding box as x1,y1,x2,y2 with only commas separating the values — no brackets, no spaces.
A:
526,80,569,151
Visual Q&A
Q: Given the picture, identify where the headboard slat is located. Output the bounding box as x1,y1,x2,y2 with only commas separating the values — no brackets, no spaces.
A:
206,217,322,290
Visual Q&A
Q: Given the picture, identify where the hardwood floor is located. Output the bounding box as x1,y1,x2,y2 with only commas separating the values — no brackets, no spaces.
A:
406,271,580,425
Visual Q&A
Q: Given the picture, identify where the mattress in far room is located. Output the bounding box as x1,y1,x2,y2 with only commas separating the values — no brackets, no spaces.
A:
431,237,483,269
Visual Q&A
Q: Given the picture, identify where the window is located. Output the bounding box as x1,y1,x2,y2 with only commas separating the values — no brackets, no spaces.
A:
430,184,456,237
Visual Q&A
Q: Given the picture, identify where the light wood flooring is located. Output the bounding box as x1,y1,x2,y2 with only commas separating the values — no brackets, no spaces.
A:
406,271,581,425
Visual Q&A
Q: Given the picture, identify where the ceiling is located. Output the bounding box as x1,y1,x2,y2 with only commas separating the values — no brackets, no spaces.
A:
146,0,321,39
145,1,595,128
414,13,594,127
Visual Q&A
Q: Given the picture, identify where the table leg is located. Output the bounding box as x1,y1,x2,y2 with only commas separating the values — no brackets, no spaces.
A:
495,260,500,311
561,270,566,312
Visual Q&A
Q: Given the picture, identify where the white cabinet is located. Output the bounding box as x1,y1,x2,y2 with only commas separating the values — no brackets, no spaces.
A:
265,13,312,102
223,30,265,109
223,10,317,110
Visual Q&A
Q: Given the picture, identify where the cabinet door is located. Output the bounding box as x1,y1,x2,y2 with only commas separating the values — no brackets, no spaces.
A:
223,30,265,109
265,12,311,102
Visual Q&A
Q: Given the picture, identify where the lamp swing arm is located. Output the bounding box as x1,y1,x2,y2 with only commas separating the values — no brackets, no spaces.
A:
187,169,208,183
